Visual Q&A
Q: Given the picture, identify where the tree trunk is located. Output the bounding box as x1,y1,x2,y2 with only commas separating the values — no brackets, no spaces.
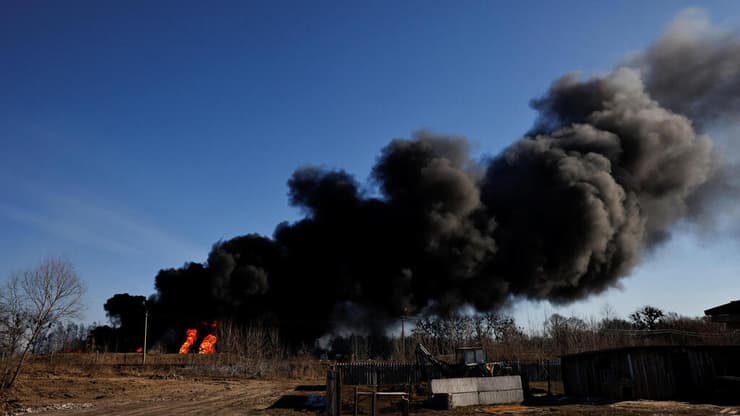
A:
2,322,44,391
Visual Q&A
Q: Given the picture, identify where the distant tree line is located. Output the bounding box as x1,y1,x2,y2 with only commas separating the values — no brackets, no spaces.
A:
314,305,736,361
82,294,738,361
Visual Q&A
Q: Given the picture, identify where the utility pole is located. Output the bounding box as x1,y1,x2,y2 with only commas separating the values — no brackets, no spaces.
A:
401,306,408,359
401,316,405,358
142,301,148,366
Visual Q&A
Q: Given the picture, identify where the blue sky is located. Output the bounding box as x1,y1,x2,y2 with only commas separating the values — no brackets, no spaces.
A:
2,1,740,328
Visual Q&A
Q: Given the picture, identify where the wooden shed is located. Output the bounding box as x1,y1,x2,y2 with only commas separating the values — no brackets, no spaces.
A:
705,300,740,329
562,345,740,401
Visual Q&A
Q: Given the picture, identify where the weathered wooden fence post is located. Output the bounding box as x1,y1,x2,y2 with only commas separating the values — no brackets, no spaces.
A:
353,386,359,416
371,391,376,416
327,370,337,416
337,369,343,416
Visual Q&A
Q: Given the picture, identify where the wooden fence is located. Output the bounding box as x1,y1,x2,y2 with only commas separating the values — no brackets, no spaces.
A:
562,345,740,401
328,360,560,415
336,360,562,386
336,362,420,385
513,359,562,382
334,359,560,386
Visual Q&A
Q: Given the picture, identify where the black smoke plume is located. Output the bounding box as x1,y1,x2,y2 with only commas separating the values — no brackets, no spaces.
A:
631,9,740,124
629,9,740,231
145,10,736,347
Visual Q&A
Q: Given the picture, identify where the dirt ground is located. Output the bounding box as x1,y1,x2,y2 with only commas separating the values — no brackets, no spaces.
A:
2,360,740,415
4,371,308,415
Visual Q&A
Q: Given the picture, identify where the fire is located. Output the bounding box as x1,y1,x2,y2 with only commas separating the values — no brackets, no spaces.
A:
136,347,143,353
179,328,198,354
198,334,217,354
178,321,219,354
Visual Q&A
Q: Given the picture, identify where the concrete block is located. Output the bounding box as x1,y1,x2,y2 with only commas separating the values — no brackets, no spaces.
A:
432,376,524,408
476,375,522,392
478,389,524,405
450,392,480,407
430,378,478,394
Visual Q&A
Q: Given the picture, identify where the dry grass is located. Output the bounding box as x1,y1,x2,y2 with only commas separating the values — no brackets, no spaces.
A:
44,352,327,380
2,353,327,415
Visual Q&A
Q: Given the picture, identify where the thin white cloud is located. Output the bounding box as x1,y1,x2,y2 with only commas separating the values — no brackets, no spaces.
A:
0,180,205,263
47,192,205,261
0,201,136,256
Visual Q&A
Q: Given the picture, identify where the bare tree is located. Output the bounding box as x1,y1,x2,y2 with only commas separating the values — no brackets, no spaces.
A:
0,278,26,360
545,313,589,354
630,305,664,330
0,258,86,390
483,312,518,343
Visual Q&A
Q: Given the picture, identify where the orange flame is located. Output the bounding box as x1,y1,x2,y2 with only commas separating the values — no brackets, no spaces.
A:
198,334,217,354
179,328,198,354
